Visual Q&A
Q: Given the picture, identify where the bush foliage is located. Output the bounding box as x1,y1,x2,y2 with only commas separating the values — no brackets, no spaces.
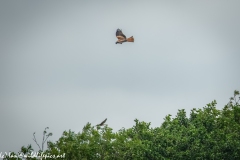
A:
4,90,240,160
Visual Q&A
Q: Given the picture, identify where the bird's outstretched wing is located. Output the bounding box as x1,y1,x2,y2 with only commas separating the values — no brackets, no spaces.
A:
97,118,107,126
116,29,126,41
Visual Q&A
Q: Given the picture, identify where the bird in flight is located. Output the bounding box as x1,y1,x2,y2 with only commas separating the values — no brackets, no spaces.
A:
96,118,107,126
116,29,134,44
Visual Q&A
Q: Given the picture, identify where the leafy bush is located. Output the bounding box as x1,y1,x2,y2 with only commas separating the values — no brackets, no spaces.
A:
5,90,240,160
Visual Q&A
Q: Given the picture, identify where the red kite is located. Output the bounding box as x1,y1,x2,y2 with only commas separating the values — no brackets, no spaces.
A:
116,29,134,44
97,118,107,126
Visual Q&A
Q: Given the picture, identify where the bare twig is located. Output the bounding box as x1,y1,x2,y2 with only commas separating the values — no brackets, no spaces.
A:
33,132,41,151
43,133,52,145
42,128,46,151
32,127,52,152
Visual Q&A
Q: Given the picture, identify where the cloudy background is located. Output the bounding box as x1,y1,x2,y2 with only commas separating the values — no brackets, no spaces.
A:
0,0,239,153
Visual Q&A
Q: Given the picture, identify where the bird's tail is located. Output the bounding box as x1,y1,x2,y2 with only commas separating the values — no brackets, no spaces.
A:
127,36,134,42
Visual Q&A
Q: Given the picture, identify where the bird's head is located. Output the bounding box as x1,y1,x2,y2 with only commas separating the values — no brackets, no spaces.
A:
117,28,122,32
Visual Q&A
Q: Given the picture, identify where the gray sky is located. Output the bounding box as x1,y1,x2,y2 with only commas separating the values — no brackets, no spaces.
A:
0,0,239,153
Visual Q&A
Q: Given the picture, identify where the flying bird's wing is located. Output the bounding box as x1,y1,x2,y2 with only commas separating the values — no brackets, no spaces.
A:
98,118,107,126
116,29,126,41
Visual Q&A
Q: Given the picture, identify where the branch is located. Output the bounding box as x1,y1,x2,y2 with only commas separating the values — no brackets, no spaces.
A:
32,132,41,151
42,127,49,151
42,130,45,151
43,133,52,145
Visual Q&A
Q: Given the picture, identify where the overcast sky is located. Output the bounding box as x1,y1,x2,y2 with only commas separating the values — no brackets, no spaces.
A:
0,0,240,153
